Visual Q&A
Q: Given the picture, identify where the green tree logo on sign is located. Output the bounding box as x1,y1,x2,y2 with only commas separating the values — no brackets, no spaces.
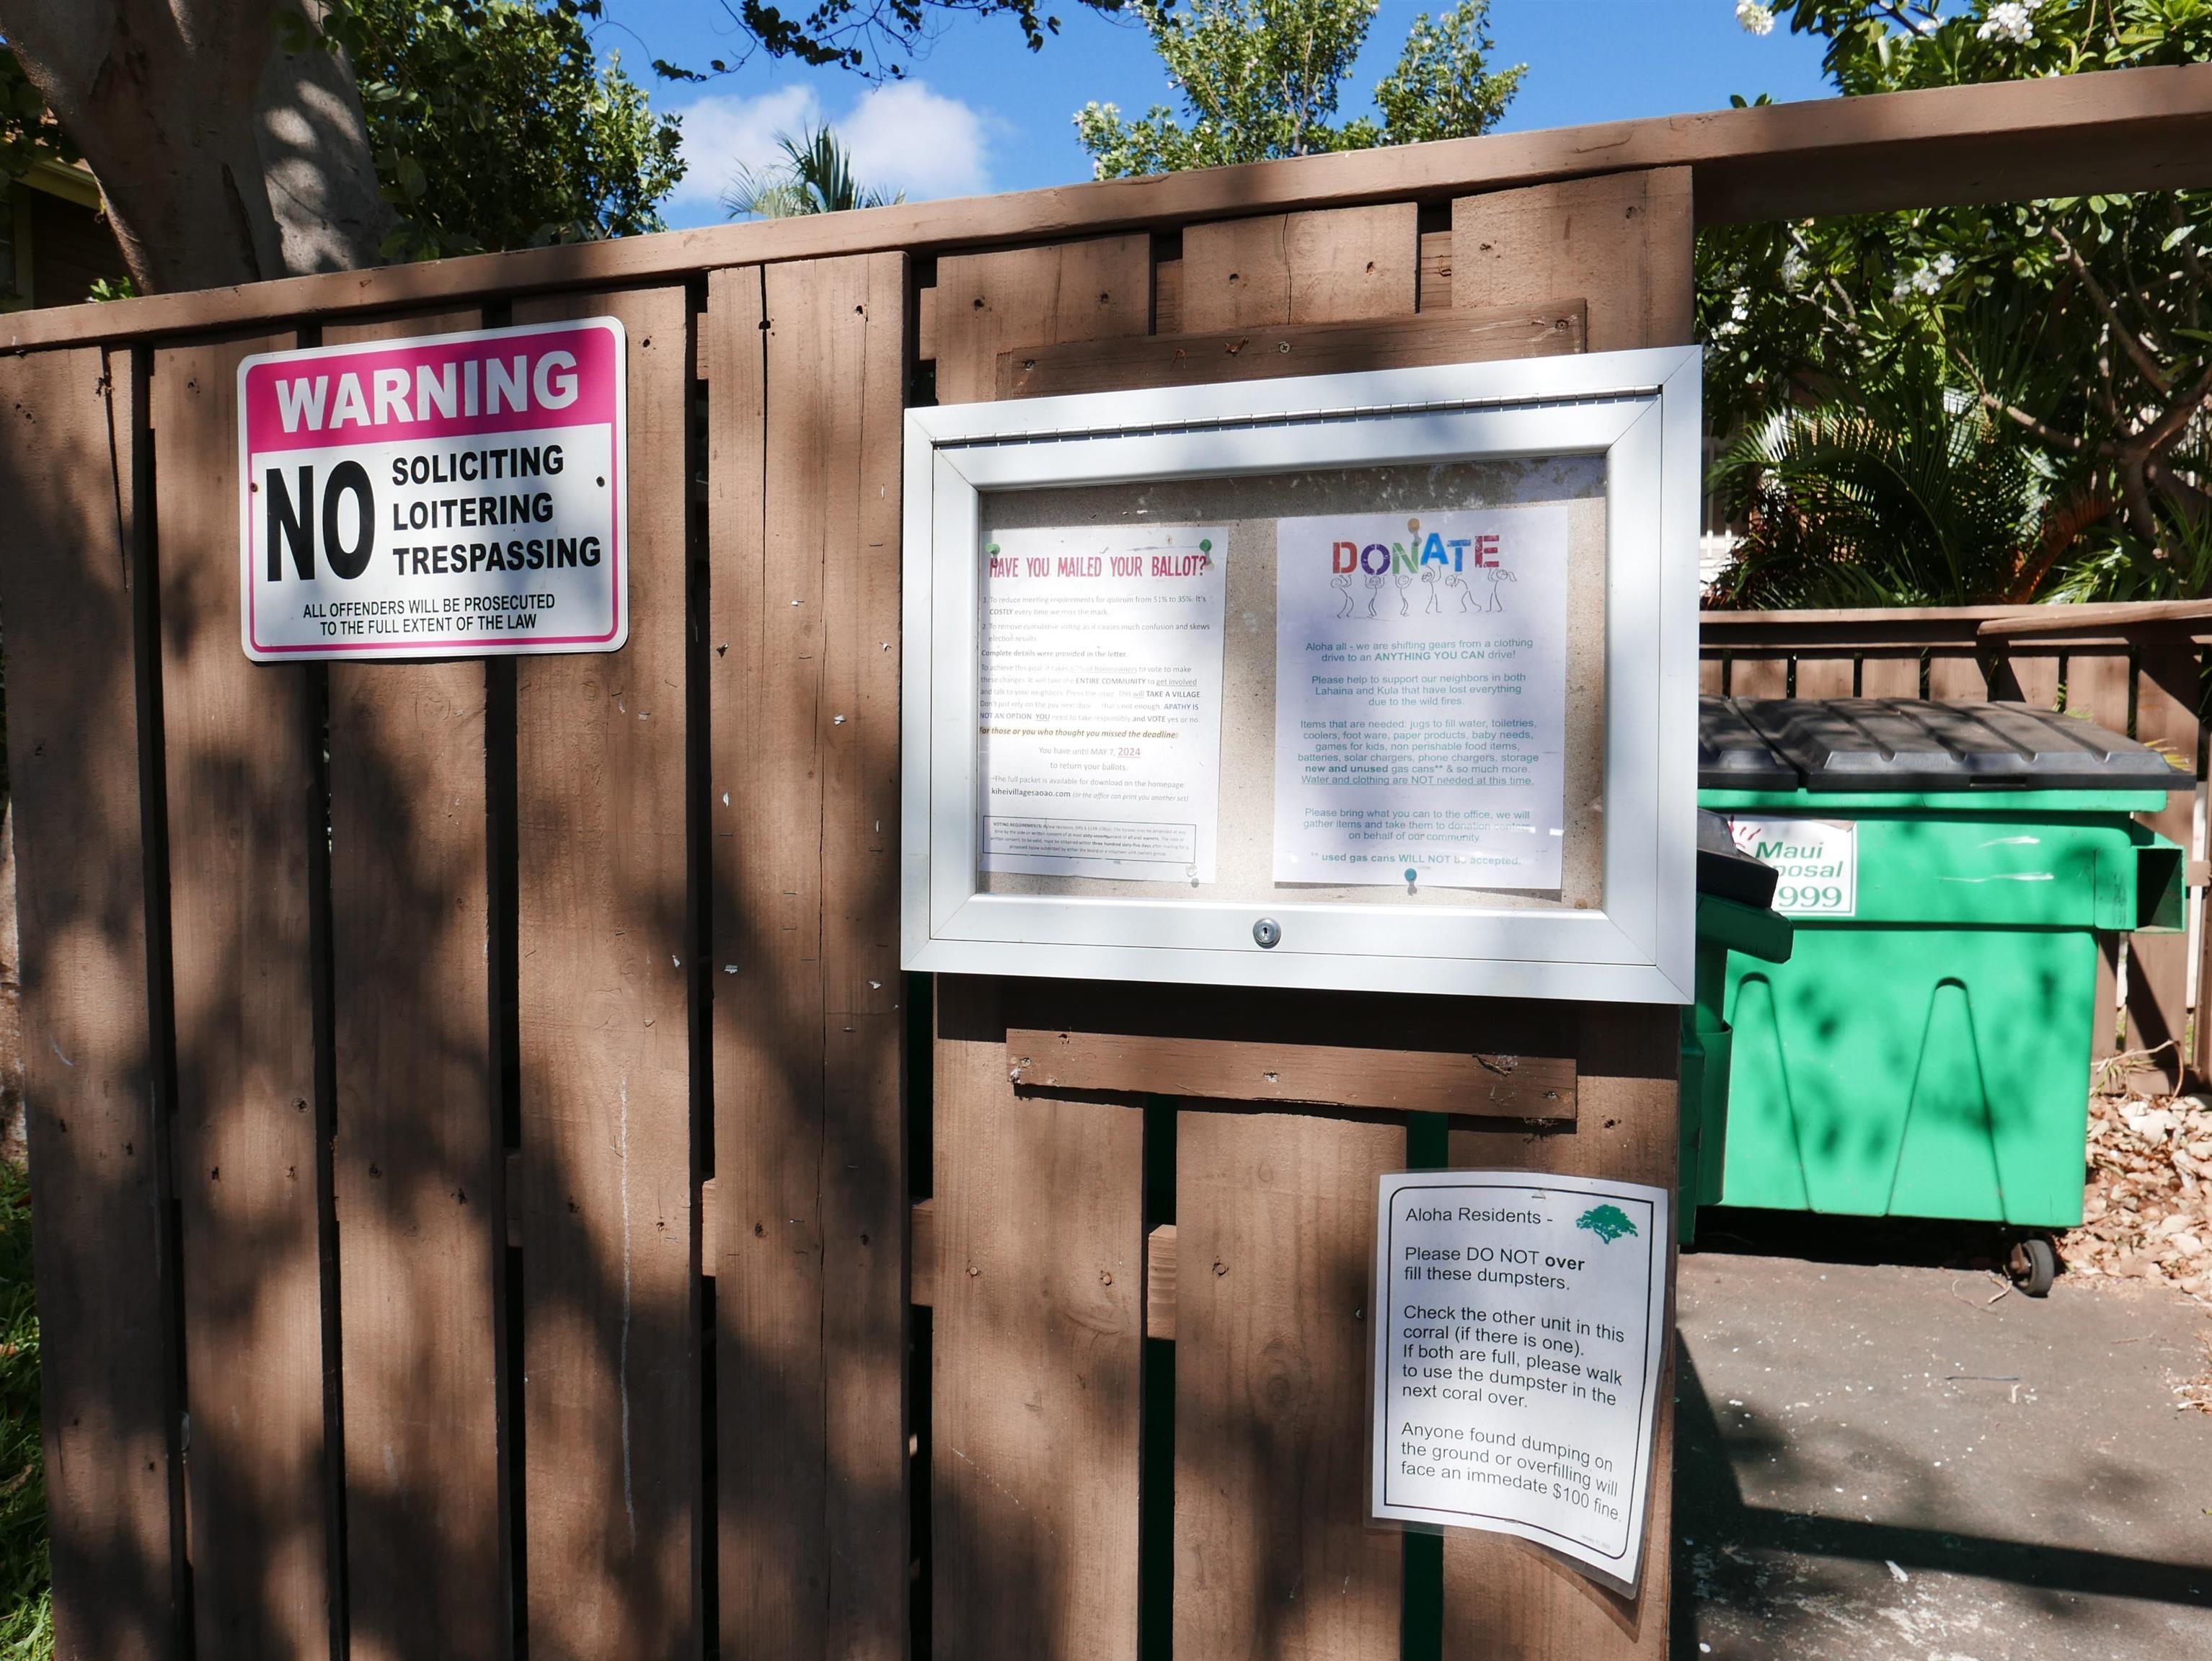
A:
1576,1204,1637,1245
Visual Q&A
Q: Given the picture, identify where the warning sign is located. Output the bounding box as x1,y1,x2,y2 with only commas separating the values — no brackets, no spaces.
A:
236,318,627,662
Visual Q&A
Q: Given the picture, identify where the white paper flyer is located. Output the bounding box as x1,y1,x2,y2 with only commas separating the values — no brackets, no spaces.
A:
1371,1169,1670,1590
1273,506,1572,889
978,523,1227,882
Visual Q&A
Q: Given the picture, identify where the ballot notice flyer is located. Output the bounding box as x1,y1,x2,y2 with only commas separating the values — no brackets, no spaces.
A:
1273,506,1572,890
978,524,1227,882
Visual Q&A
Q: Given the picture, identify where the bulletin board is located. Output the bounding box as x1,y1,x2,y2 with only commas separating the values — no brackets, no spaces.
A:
901,350,1703,1004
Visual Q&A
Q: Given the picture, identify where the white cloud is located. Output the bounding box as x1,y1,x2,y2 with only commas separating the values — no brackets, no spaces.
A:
841,81,994,201
668,79,992,216
668,85,822,213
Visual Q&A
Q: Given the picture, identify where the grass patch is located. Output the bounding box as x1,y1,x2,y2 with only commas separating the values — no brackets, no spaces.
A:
0,1161,50,1660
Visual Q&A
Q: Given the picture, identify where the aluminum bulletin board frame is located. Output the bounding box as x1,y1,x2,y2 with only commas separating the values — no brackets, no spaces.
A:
901,349,1703,1004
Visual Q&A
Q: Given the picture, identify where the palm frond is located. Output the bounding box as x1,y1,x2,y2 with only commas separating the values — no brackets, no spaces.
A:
722,125,903,219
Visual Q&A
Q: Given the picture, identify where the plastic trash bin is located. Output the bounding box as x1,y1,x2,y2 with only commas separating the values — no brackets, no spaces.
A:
1695,698,2187,1241
1680,811,1795,1245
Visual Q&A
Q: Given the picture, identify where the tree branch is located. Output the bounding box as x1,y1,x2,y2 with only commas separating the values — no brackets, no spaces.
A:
1950,344,2087,453
2133,357,2212,461
2049,222,2171,396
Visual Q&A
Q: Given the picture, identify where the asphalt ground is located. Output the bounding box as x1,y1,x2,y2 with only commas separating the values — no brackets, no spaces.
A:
1672,1234,2212,1660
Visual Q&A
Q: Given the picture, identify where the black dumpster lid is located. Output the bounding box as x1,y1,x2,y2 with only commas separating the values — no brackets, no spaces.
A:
1695,810,1779,908
1699,698,2189,793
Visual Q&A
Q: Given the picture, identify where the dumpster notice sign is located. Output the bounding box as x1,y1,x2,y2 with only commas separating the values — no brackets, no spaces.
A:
1371,1169,1668,1590
1725,816,1857,916
237,318,627,662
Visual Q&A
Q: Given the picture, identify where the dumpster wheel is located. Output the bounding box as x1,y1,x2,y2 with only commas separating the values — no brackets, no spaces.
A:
2007,1236,2057,1297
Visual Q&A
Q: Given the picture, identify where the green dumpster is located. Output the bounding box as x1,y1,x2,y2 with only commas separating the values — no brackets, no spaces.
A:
1694,698,2187,1236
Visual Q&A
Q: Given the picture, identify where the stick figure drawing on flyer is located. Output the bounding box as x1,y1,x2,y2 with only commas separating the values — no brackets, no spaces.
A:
1364,572,1385,616
1446,571,1476,611
1486,566,1517,613
1421,567,1442,613
1395,570,1414,616
1332,572,1354,617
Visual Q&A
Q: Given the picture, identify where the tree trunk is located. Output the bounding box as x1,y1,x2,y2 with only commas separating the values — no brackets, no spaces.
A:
0,0,390,293
257,1,394,275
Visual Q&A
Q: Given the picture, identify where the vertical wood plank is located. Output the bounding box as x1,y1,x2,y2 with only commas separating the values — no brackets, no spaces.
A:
1443,1006,1680,1660
2061,650,2136,1065
710,252,909,1661
2129,645,2198,1086
924,236,1155,1660
1927,650,1988,699
1181,205,1419,332
2061,647,2130,733
1161,198,1425,1661
1153,254,1185,337
0,347,182,1661
155,330,331,1660
510,288,698,1657
1174,1112,1402,1659
1696,657,1723,696
1417,227,1454,312
1453,170,1694,352
319,310,503,1661
811,251,913,1661
1789,656,1854,699
1726,655,1788,699
1858,653,1921,698
1445,169,1689,1657
932,978,1144,1661
1994,650,2061,709
932,236,1150,403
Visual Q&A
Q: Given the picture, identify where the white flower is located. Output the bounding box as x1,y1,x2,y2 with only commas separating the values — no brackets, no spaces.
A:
1978,1,2040,45
1736,1,1777,35
1780,248,1808,291
1893,252,1956,300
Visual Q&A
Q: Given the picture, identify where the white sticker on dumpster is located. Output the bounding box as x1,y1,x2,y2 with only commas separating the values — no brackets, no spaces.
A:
1726,816,1857,916
236,317,627,662
1371,1170,1669,1590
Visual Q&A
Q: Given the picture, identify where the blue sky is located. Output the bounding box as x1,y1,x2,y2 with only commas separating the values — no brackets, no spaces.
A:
597,1,1839,228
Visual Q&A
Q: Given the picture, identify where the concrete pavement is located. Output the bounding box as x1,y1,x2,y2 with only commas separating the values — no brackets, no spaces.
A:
1673,1250,2212,1660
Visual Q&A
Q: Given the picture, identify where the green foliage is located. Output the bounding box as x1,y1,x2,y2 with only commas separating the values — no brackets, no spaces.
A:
1710,345,2070,606
1372,3,1523,146
1075,0,1523,178
0,45,76,183
654,0,1131,81
1769,0,2212,93
1575,1204,1637,1244
725,126,904,218
1709,3,2212,601
312,0,687,260
0,1164,50,1661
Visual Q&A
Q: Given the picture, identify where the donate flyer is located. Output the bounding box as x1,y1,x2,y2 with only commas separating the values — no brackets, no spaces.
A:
1272,505,1572,890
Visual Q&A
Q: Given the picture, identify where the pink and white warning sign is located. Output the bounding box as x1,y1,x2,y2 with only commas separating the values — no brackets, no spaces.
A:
236,317,628,662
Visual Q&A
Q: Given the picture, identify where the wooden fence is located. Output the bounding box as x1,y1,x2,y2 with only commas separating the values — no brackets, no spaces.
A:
5,64,2211,1661
1701,606,2212,1089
